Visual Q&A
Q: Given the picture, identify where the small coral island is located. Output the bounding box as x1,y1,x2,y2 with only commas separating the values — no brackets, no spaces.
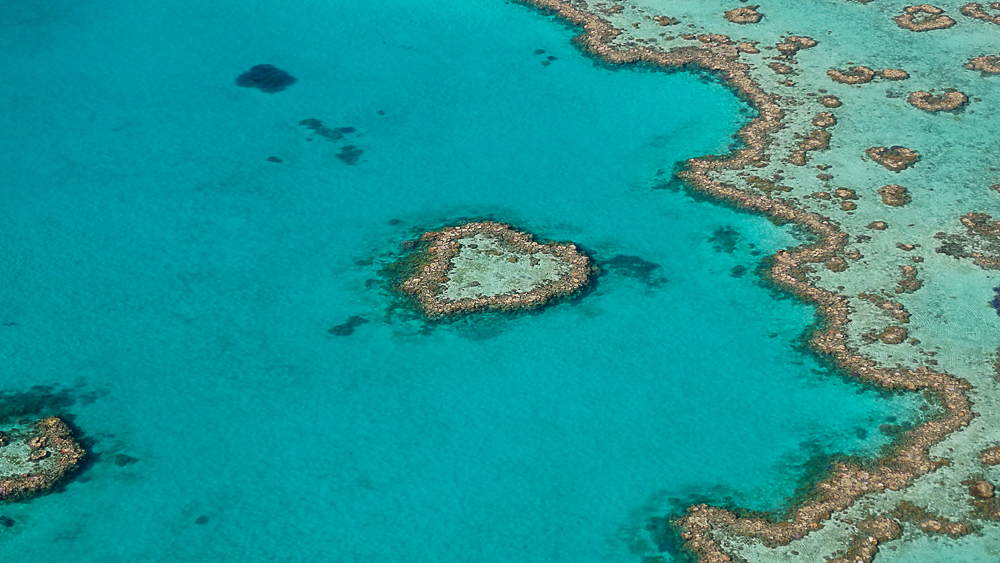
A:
0,417,85,502
398,221,594,318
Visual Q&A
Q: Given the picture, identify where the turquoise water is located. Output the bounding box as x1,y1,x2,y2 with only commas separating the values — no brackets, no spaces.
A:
1,1,927,561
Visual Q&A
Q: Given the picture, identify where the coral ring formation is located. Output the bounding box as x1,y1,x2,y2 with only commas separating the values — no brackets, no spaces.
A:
398,221,595,319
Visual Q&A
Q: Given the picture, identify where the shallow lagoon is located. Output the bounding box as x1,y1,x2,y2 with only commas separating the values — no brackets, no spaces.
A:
1,1,927,561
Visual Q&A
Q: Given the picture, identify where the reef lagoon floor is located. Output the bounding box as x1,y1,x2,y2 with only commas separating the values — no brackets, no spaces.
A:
3,1,1000,562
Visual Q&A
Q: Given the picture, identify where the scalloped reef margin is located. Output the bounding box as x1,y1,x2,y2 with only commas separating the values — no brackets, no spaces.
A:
514,1,974,562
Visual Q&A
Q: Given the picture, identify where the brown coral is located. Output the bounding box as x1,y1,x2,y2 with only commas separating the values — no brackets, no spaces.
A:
398,221,594,318
980,446,1000,465
877,326,909,344
895,5,957,31
724,5,763,23
961,2,1000,24
820,95,842,108
775,35,817,56
866,146,920,172
788,150,808,166
896,265,923,293
965,54,1000,74
908,90,969,112
799,129,832,151
769,62,795,75
813,112,837,127
879,68,911,80
0,417,86,502
969,480,996,499
961,212,1000,237
828,66,876,84
879,184,912,206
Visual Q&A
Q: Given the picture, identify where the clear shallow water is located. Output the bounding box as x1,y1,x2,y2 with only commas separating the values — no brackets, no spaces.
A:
1,1,926,561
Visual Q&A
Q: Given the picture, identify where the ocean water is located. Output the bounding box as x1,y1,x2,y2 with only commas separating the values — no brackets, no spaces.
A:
0,1,929,561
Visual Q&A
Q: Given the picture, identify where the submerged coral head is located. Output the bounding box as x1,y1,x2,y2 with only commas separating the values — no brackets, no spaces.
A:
236,64,297,93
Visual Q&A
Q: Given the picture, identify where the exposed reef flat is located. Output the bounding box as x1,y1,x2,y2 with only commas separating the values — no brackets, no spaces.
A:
0,417,85,502
398,222,593,318
518,0,1000,562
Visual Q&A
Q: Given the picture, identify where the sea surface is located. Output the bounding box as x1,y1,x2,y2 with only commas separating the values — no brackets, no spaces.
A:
1,1,928,561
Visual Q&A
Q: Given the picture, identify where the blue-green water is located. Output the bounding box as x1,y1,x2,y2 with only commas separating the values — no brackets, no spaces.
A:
1,1,925,561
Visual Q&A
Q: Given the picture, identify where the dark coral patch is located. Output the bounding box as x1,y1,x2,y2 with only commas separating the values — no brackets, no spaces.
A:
113,453,139,467
991,287,1000,316
709,226,741,253
0,382,106,425
299,118,356,142
329,315,369,336
601,254,667,288
235,64,297,93
337,145,364,165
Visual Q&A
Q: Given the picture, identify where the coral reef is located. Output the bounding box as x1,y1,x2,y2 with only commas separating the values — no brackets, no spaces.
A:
858,292,911,323
878,68,910,80
934,217,1000,269
894,5,956,31
961,2,1000,24
892,500,971,537
512,2,982,561
908,90,968,112
235,64,297,93
0,417,85,502
878,184,912,206
398,221,593,318
820,95,842,108
965,54,1000,74
828,66,875,85
981,446,1000,465
724,5,762,24
866,146,919,172
826,517,901,563
798,129,831,151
